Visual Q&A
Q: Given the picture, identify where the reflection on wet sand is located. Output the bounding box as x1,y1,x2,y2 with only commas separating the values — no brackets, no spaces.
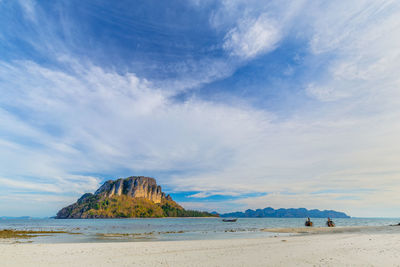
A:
261,225,400,234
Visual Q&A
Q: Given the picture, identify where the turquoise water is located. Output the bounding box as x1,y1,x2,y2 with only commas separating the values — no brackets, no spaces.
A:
1,217,399,243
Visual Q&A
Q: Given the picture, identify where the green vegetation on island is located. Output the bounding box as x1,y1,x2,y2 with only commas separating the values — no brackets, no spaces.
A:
56,176,218,219
57,194,215,218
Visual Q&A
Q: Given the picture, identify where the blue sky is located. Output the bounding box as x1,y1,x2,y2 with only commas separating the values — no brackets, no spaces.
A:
1,0,400,217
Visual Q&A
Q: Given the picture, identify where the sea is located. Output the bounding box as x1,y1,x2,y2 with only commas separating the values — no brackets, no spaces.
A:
1,217,399,243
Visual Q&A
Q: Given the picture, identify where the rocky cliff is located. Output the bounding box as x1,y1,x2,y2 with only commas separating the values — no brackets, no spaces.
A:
56,176,216,219
94,176,172,203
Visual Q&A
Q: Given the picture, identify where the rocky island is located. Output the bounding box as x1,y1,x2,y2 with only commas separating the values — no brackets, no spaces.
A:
56,176,216,218
221,207,350,218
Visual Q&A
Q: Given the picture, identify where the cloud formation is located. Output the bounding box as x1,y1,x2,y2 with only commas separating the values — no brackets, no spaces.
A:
1,0,400,217
0,57,275,215
223,14,281,59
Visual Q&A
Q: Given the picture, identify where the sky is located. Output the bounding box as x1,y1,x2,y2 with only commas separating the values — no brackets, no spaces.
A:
1,0,400,217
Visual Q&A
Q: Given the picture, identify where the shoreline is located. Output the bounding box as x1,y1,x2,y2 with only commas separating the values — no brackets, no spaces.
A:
1,224,400,244
1,228,400,266
261,225,400,234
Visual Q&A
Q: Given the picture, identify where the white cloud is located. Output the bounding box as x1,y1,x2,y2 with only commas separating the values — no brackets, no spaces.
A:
2,45,400,216
306,0,400,104
170,0,400,216
188,191,243,199
223,14,281,59
158,58,236,92
2,0,400,217
0,177,61,193
305,84,349,102
17,0,36,22
0,58,275,207
210,0,306,61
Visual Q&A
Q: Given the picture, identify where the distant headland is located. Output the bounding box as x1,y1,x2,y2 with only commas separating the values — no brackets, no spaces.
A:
56,176,217,219
221,207,350,218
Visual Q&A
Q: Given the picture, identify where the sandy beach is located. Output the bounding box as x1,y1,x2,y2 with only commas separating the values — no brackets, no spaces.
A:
1,227,400,267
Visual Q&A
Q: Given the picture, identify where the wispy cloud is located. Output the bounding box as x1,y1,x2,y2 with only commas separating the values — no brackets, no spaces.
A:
223,14,281,60
0,58,275,205
1,0,400,217
0,177,60,193
17,0,37,22
305,83,350,102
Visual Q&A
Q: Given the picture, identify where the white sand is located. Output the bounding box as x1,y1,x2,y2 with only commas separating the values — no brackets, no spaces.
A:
1,230,400,266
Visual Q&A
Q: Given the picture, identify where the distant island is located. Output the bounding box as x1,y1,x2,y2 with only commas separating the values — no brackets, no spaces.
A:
56,176,217,219
221,207,350,218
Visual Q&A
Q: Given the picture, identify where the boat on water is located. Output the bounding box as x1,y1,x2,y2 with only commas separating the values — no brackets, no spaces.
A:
326,217,335,227
305,217,313,227
222,218,237,222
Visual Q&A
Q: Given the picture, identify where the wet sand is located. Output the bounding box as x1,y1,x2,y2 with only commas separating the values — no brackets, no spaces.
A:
1,226,400,266
261,225,395,234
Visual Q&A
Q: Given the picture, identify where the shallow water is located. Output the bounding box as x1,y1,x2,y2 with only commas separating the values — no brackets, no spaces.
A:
1,217,399,243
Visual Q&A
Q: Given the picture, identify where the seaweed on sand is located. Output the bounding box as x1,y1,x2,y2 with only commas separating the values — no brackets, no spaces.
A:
0,229,81,239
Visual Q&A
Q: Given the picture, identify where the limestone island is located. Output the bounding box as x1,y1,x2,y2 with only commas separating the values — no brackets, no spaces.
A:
56,176,217,218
